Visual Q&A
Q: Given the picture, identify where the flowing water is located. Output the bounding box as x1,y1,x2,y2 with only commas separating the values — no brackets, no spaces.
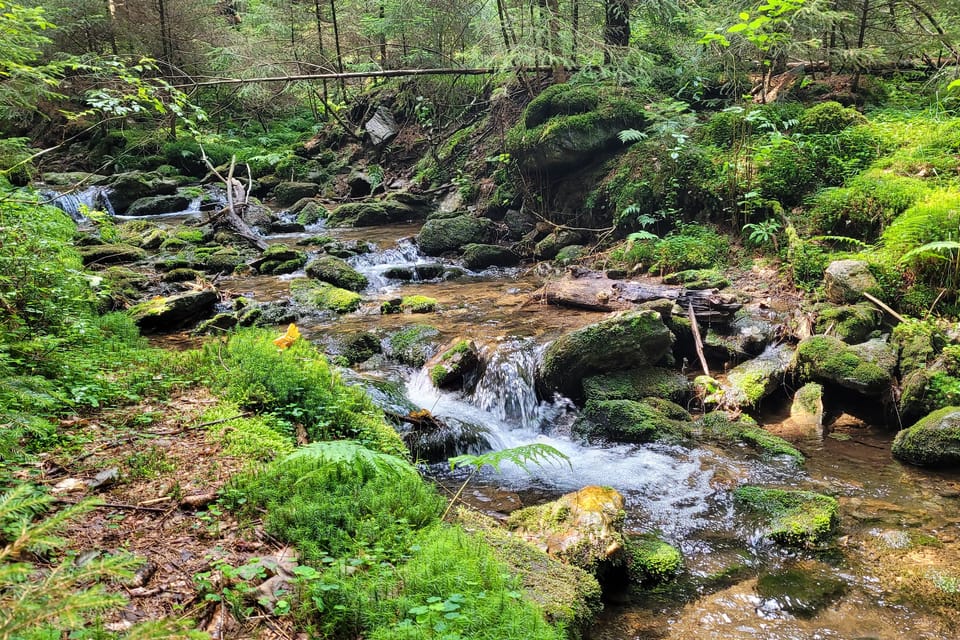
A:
140,212,960,638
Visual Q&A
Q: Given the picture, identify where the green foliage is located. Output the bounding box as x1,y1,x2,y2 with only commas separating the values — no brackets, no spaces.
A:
797,101,868,134
742,218,782,250
200,402,295,462
652,224,729,274
806,170,929,239
204,329,406,456
449,443,571,474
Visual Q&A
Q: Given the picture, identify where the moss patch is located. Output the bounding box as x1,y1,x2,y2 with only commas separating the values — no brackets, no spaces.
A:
625,534,683,584
696,412,804,463
892,406,960,467
290,279,362,313
574,398,691,444
794,335,892,396
734,486,839,547
582,367,691,404
401,295,438,313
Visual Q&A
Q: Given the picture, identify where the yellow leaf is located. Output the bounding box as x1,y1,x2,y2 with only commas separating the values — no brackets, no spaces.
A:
273,323,301,350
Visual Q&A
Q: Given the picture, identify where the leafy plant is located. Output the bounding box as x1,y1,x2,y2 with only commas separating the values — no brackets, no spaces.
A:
742,219,782,250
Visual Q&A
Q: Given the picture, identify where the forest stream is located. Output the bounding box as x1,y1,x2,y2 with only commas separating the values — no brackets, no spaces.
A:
94,193,960,640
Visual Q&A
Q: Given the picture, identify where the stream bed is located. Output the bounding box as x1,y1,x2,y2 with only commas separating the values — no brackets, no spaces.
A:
138,208,960,639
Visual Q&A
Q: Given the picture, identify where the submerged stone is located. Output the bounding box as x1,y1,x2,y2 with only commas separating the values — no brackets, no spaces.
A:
755,563,847,617
538,310,674,401
385,324,441,367
696,411,804,463
892,406,960,467
734,486,839,547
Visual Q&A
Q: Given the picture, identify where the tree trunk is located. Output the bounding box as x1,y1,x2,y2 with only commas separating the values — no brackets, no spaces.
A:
572,0,579,57
329,0,346,96
851,0,870,91
313,0,330,111
604,0,630,62
496,0,513,50
379,1,387,69
156,0,172,65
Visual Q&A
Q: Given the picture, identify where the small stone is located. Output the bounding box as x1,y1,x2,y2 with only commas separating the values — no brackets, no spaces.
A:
87,467,120,490
52,478,87,493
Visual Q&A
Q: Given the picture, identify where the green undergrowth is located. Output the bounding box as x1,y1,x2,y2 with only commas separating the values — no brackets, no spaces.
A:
225,442,565,640
202,329,406,456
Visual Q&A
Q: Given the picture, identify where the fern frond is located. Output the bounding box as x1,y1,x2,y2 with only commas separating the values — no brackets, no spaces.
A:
449,443,571,474
899,240,960,264
284,440,416,484
618,128,648,144
809,235,873,249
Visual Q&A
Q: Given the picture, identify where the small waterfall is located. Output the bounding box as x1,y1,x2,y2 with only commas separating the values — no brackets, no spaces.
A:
42,187,114,222
349,238,436,291
471,339,554,431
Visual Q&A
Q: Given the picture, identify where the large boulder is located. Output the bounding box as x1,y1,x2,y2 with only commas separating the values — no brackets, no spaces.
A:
582,367,691,404
290,279,361,314
892,406,960,467
823,259,879,304
273,182,318,207
461,243,519,270
107,171,178,213
416,214,495,255
794,335,894,396
328,194,431,227
734,486,839,547
573,398,691,444
305,256,368,292
128,288,218,333
723,344,794,408
250,245,307,275
77,243,146,266
125,195,191,216
537,310,674,400
813,302,880,344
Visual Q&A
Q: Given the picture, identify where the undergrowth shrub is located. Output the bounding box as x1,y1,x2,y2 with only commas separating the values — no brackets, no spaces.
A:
652,224,729,274
204,329,406,455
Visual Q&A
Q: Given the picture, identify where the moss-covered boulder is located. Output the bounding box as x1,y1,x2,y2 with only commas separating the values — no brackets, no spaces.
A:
899,346,960,423
813,302,880,344
77,243,147,266
456,509,602,635
294,201,324,226
582,367,691,405
892,406,960,467
534,230,585,260
734,486,839,547
162,267,200,283
203,248,244,274
128,288,218,333
662,269,731,290
417,214,495,255
574,398,691,444
106,170,178,213
385,324,441,367
401,295,438,313
273,181,318,207
462,243,520,270
696,411,804,463
340,331,382,364
823,259,879,304
305,256,368,292
794,335,893,396
427,339,480,389
327,194,430,227
290,279,362,313
250,245,307,275
507,83,647,175
508,486,627,574
723,344,793,408
125,194,191,216
538,310,674,401
892,319,946,377
625,534,683,585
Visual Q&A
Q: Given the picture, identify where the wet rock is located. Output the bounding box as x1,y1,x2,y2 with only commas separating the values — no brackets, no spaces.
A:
790,382,824,433
823,259,878,304
400,295,437,313
814,302,880,344
384,263,446,281
241,200,274,232
755,563,847,617
734,486,839,546
573,398,691,444
582,367,691,404
128,288,218,333
504,208,536,240
162,268,199,283
125,194,191,216
892,406,960,467
625,533,683,585
305,256,368,291
251,245,307,275
107,171,178,213
290,279,361,314
403,416,492,463
704,306,778,361
77,243,147,266
416,214,495,255
696,411,804,462
456,509,602,634
273,181,318,207
462,243,519,270
202,248,244,274
794,335,893,397
339,331,382,364
507,486,628,574
537,310,674,401
534,230,583,260
385,324,441,367
364,105,399,146
427,339,481,389
270,221,306,234
42,171,108,186
294,201,324,226
723,344,794,408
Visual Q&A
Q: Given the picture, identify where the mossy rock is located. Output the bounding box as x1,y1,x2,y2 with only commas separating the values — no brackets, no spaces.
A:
455,509,602,635
341,332,382,364
106,170,178,213
899,347,960,422
295,201,325,226
193,312,239,334
138,227,168,250
625,534,683,585
305,256,368,292
252,245,307,275
290,279,362,313
734,486,839,547
162,268,200,283
383,263,446,281
790,382,824,430
704,309,777,361
823,259,879,304
78,243,147,266
128,288,218,333
273,181,318,207
554,244,586,266
574,398,691,444
417,214,495,255
327,202,389,227
203,248,243,274
385,324,441,367
125,195,191,216
892,319,947,377
813,302,880,344
724,344,793,408
755,564,847,617
794,335,893,396
462,243,520,270
538,310,674,401
892,406,960,467
427,339,480,389
696,412,804,463
401,295,438,313
535,230,583,260
582,367,691,404
797,101,867,134
662,269,731,290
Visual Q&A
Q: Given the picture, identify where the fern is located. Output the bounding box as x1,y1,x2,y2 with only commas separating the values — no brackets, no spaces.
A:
285,440,416,484
810,235,872,249
618,128,648,144
449,443,571,474
900,240,960,264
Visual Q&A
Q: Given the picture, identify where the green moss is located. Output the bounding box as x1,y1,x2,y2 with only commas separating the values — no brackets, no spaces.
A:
892,406,960,467
798,101,868,134
582,367,691,404
290,279,362,313
386,325,440,367
305,256,368,292
429,364,449,387
201,402,295,462
401,295,437,313
794,382,824,417
652,224,729,274
734,486,839,546
892,318,946,376
575,399,691,444
626,534,682,584
813,303,880,344
794,335,892,395
696,412,804,463
661,269,731,290
173,227,204,243
739,427,804,463
806,170,929,239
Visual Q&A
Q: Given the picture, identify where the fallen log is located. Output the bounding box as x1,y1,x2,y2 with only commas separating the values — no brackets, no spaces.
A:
529,271,742,323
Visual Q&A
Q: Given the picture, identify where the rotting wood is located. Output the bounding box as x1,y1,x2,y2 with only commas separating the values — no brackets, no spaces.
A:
863,291,905,324
200,148,269,251
174,66,559,88
688,303,711,377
